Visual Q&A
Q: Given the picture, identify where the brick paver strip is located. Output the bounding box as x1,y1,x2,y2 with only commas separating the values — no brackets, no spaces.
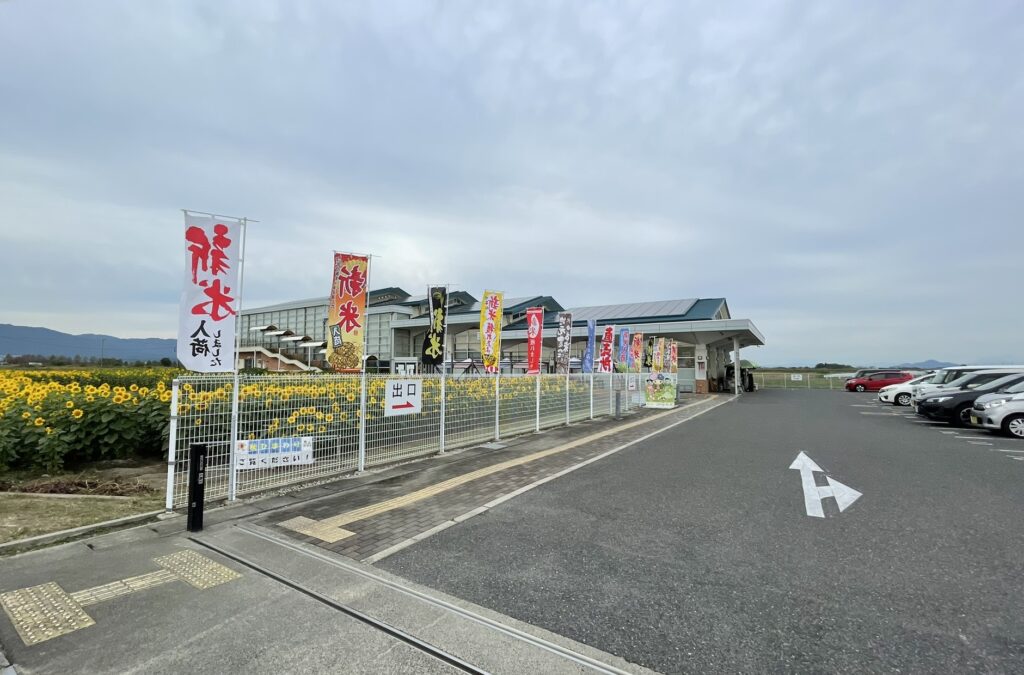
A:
273,396,726,558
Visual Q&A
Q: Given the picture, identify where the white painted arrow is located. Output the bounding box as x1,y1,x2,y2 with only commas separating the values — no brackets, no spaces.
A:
789,452,862,518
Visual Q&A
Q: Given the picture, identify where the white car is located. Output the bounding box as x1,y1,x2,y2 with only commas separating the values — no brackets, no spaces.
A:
911,365,1024,404
969,384,1024,439
878,373,933,406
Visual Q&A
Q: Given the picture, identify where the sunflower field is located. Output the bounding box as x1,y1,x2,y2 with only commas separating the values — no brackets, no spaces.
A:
0,368,178,472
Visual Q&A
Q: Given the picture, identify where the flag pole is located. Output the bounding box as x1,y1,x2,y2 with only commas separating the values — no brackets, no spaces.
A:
227,216,248,502
439,285,450,453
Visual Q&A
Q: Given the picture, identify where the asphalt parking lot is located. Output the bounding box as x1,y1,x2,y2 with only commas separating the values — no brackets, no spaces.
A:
382,390,1024,673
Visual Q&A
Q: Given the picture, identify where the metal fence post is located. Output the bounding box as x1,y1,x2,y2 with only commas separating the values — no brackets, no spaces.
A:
227,372,241,501
609,372,614,415
565,373,570,425
494,372,500,441
439,369,447,453
535,375,541,432
589,374,594,419
829,377,833,390
164,379,179,511
357,370,367,472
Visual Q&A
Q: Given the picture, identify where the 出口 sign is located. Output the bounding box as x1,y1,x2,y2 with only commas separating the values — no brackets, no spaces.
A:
385,379,423,416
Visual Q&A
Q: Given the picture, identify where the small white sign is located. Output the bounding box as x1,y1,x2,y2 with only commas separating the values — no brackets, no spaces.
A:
385,379,422,416
790,373,804,381
236,437,313,469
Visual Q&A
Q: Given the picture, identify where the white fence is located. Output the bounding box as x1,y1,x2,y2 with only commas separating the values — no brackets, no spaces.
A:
166,372,644,508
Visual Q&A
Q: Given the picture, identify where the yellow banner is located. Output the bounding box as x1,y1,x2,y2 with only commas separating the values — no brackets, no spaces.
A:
479,290,503,373
326,253,368,372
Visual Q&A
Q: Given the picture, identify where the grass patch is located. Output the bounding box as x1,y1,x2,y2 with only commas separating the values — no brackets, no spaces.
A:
0,493,162,544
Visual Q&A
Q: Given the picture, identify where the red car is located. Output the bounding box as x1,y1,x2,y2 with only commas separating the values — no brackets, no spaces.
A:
845,370,913,392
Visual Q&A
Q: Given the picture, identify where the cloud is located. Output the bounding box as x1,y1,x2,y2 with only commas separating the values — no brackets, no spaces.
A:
0,0,1021,363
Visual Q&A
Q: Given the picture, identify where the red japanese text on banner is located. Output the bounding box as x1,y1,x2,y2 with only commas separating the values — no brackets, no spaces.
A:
526,307,544,375
479,290,504,373
177,213,242,372
598,325,615,373
327,253,369,372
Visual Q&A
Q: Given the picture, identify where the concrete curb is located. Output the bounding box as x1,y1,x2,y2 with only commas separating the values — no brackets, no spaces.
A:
0,510,163,555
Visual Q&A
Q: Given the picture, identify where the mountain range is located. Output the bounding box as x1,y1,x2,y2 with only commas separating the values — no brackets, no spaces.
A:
0,324,175,362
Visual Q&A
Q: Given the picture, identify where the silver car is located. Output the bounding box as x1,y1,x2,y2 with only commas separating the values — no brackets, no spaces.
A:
970,382,1024,439
911,366,1024,405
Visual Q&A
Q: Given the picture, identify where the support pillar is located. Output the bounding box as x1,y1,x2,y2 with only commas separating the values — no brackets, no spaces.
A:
733,337,741,395
694,343,708,394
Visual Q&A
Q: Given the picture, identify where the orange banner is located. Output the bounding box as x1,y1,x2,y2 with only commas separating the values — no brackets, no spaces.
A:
326,253,369,372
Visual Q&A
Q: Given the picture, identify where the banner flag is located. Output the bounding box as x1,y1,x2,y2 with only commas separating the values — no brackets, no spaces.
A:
643,336,654,368
652,338,665,373
669,340,679,373
598,325,615,373
326,252,369,372
480,290,504,373
630,333,644,373
617,328,630,372
178,212,242,372
526,307,544,374
555,311,573,374
421,286,448,366
582,320,596,373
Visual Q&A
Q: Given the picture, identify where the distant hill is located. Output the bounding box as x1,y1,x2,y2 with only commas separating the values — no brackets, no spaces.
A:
0,324,175,362
893,359,958,369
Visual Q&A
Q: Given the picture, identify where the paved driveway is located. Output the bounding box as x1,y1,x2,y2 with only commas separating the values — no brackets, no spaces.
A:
381,390,1024,673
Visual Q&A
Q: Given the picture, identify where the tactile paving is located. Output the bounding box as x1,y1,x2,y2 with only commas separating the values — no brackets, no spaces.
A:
153,550,241,589
0,582,94,646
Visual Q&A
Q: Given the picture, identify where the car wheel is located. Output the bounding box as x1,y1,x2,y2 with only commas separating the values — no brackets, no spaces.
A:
855,384,865,392
895,393,911,406
1003,414,1024,439
951,404,972,427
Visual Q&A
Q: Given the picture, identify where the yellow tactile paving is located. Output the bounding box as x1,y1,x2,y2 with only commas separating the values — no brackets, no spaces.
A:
281,401,705,542
0,551,241,646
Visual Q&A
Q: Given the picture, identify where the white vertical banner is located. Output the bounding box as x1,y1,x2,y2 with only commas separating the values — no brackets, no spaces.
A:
177,212,243,372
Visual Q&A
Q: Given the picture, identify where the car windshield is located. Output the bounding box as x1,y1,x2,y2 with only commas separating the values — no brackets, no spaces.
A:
929,370,956,384
944,373,978,388
1006,381,1024,394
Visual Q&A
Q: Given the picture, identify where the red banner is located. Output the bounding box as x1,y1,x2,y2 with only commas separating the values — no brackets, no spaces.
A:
598,325,615,373
525,307,544,374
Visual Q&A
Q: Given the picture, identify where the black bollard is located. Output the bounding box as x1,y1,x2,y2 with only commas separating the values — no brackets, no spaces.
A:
186,443,208,532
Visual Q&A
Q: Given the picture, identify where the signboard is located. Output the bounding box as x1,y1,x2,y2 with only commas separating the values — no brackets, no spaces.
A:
235,437,314,469
643,336,654,368
645,372,678,409
790,373,804,381
555,311,573,374
421,286,448,367
598,325,615,373
668,339,678,373
327,253,369,372
526,307,544,374
384,379,423,416
479,290,503,373
178,212,242,372
582,319,596,374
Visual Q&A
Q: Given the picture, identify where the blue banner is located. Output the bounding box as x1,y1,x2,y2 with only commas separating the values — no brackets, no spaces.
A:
582,319,596,373
618,328,630,369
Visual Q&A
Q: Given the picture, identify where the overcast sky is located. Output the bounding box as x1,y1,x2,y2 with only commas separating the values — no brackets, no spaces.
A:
1,1,1021,366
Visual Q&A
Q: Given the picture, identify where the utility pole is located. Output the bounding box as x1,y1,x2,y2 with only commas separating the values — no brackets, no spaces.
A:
100,337,105,364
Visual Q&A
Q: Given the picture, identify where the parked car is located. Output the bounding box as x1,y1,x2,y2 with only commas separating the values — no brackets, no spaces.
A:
915,372,1024,426
970,381,1024,438
910,365,1024,403
845,371,912,392
878,373,934,406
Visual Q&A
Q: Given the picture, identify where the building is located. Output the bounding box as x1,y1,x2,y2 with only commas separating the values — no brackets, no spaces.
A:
238,290,764,393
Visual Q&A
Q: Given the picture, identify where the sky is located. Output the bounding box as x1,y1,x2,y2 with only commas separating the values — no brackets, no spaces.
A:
1,1,1021,366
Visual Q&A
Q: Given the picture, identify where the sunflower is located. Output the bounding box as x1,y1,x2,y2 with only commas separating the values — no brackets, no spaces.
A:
34,417,45,426
71,409,84,419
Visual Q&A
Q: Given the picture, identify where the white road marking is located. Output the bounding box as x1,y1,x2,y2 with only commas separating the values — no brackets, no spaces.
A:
1009,456,1024,461
789,452,862,518
860,412,898,416
992,448,1024,454
968,441,992,446
850,404,878,408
